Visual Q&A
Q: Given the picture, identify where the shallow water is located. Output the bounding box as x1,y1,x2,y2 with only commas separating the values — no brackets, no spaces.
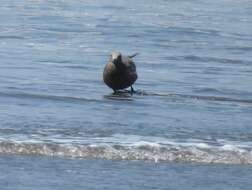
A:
0,0,252,189
1,155,252,190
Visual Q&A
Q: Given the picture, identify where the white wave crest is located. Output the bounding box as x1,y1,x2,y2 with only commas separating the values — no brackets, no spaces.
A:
0,140,252,164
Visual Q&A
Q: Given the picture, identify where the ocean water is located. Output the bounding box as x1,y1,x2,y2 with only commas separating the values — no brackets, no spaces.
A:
0,0,252,189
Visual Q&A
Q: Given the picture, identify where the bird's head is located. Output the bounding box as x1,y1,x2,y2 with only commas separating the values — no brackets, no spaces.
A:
111,51,122,65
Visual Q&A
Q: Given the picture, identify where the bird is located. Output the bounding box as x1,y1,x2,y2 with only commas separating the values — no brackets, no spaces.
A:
103,51,138,94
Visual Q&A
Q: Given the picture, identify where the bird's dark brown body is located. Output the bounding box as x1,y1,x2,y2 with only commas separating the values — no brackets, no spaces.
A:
103,52,138,92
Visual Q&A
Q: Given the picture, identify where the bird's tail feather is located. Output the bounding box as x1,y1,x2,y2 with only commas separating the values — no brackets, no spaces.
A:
128,53,139,58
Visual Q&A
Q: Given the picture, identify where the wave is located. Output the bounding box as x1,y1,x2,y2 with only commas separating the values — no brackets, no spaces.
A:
0,139,251,164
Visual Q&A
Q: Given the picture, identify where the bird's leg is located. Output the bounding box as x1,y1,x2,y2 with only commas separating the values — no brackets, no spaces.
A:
130,86,136,95
113,89,117,94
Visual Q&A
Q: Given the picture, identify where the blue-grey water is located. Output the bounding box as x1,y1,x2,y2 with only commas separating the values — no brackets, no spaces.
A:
1,0,252,189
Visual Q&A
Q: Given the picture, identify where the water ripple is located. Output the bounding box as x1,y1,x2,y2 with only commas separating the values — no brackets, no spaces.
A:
167,55,251,65
0,91,102,104
1,90,251,105
136,90,252,105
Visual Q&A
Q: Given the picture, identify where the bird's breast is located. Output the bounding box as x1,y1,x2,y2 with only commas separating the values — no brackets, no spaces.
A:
103,61,137,90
